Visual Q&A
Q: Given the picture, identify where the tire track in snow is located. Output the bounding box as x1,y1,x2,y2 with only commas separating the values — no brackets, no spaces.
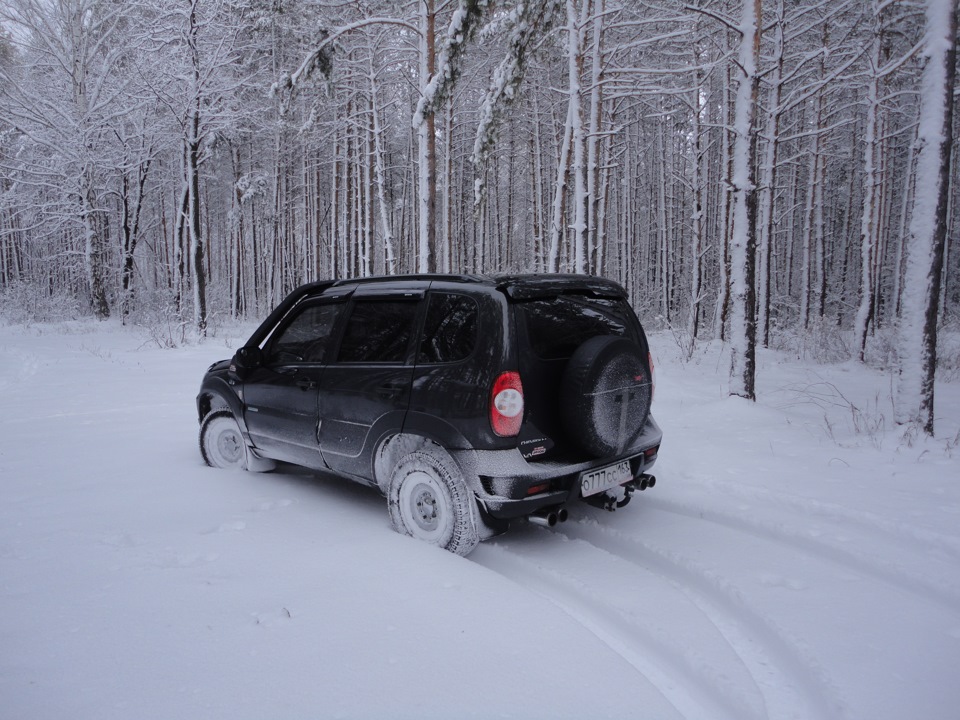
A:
675,478,960,562
553,517,847,720
645,496,960,611
475,541,758,720
0,403,183,424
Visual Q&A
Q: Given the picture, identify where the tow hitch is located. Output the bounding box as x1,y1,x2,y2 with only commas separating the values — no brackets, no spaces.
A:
584,473,656,511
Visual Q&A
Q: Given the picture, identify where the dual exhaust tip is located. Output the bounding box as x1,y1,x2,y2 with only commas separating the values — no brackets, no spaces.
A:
528,507,569,528
637,475,656,491
528,474,657,526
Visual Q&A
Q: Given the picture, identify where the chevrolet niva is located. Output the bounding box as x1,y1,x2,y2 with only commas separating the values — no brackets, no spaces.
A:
197,274,661,555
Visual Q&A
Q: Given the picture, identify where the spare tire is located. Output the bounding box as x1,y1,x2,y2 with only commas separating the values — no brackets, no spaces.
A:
560,335,652,458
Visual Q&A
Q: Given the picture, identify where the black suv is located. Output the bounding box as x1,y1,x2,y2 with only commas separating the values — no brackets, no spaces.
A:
197,274,661,555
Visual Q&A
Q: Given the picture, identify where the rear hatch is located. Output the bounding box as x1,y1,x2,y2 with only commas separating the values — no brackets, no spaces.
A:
504,279,649,463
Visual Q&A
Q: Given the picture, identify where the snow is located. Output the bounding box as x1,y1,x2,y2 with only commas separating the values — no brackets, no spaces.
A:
2,320,960,720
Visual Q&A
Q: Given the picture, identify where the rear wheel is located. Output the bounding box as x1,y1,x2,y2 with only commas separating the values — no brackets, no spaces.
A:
561,335,652,457
387,447,480,556
200,411,247,469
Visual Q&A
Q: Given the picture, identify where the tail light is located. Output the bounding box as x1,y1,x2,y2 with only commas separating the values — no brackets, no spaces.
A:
649,351,656,402
490,371,524,437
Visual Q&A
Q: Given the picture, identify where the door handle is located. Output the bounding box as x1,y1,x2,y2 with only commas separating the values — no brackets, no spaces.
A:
296,378,317,390
377,383,404,398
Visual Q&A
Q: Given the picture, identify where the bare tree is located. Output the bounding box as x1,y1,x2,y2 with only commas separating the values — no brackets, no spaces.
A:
853,1,883,361
0,0,128,318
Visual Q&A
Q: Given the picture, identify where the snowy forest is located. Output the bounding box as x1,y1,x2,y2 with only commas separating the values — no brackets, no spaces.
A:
0,0,957,428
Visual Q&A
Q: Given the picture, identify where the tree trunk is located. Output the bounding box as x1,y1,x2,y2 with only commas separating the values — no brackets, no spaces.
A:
548,100,574,273
728,0,761,400
81,168,110,320
567,0,588,273
756,0,784,347
187,1,206,335
369,65,396,275
854,7,882,361
417,0,437,273
687,49,706,350
895,0,957,435
714,65,734,342
586,0,604,274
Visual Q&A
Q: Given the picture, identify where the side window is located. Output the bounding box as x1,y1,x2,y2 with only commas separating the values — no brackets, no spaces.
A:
267,303,341,363
418,293,479,364
336,300,419,364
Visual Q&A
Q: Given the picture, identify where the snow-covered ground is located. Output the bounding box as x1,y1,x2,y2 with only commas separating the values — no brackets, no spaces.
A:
1,320,959,720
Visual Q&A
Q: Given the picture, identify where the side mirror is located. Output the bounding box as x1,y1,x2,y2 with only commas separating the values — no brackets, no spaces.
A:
230,345,263,377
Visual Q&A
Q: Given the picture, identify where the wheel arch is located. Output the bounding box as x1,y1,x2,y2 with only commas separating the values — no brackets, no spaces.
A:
374,433,479,496
197,378,243,426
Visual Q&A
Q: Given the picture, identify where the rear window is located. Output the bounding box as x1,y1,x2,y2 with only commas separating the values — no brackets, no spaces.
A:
418,293,479,364
519,295,639,360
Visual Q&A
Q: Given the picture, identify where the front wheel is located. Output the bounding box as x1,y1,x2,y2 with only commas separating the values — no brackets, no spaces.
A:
199,410,248,469
387,447,480,556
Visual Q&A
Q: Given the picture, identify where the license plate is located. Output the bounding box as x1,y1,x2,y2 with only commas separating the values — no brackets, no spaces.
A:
580,460,632,497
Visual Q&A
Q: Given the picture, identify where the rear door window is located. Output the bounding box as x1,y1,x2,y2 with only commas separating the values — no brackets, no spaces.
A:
519,295,639,360
336,299,419,363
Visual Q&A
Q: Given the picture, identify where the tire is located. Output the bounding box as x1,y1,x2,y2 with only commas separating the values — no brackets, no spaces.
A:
560,335,652,458
387,447,480,556
199,410,248,469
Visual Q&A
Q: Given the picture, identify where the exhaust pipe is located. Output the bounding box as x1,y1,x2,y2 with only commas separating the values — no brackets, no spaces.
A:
528,507,569,527
634,474,656,491
528,510,559,527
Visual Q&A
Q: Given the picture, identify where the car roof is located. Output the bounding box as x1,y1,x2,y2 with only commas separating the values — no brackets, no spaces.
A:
319,273,627,299
245,273,628,347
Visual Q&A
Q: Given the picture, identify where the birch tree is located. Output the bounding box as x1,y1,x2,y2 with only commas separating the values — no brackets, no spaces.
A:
728,0,761,400
547,0,590,272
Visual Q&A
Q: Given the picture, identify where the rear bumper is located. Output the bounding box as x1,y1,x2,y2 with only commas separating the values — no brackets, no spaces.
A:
455,416,662,520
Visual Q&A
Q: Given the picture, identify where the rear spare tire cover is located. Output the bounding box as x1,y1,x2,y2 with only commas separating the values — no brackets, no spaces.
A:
561,335,652,457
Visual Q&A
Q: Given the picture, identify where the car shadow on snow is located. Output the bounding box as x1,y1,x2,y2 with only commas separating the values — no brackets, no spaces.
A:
247,462,386,516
